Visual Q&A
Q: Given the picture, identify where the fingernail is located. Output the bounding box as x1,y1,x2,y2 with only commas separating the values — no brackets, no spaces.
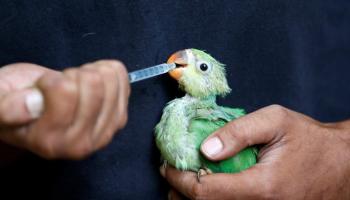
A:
159,166,166,177
202,137,223,157
25,89,44,119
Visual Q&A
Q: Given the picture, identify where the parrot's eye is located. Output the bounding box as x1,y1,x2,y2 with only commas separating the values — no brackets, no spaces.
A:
196,61,212,73
200,63,208,71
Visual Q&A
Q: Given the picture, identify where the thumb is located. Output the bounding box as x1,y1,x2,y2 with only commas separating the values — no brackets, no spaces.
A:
0,88,44,125
200,105,290,161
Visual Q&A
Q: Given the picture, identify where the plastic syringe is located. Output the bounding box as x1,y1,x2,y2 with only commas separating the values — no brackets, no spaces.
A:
128,63,176,83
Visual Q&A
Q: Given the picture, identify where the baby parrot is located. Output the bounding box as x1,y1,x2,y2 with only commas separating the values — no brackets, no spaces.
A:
155,49,258,175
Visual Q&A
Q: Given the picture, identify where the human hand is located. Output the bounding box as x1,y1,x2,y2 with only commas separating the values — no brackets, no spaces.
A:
0,60,130,159
161,105,350,200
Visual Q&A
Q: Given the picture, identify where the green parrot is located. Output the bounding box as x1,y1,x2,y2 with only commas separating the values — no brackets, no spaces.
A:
155,49,258,175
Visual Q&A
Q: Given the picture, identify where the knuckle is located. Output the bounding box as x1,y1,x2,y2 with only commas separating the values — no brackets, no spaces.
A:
67,140,94,160
0,110,11,124
263,183,276,199
117,111,128,130
225,122,250,146
259,177,281,200
63,68,79,80
127,84,131,97
34,137,60,159
97,131,114,149
190,184,207,200
106,60,126,70
63,68,77,76
266,104,290,127
125,80,131,97
96,60,126,72
80,61,93,67
82,70,103,86
98,64,117,76
97,60,130,92
267,104,289,119
116,109,128,129
106,60,128,79
50,77,76,97
261,187,280,200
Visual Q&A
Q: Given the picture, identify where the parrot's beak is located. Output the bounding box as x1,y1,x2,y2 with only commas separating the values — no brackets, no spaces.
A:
167,50,188,81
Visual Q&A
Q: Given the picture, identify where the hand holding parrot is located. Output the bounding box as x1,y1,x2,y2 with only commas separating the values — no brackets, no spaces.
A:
161,100,350,200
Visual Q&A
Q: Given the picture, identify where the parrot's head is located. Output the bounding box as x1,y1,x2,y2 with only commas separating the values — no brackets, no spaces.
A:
167,49,231,98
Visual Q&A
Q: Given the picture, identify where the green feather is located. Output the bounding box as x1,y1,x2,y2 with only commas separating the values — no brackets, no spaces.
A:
155,49,258,174
189,108,257,173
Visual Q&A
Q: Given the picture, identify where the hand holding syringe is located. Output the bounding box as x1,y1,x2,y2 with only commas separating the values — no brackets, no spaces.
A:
26,63,176,118
1,60,171,159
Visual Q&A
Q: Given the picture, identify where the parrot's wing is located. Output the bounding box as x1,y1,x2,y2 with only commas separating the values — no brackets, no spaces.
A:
190,106,246,142
155,98,202,171
194,106,245,122
189,107,258,174
219,107,245,119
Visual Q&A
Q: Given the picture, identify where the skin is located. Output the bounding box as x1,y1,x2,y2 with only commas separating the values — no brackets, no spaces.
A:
0,60,130,160
161,105,350,200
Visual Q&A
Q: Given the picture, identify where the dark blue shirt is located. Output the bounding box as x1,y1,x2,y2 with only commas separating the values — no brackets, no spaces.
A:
0,1,349,199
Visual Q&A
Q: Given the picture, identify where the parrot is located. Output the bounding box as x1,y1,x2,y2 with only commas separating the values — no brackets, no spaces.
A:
155,49,258,177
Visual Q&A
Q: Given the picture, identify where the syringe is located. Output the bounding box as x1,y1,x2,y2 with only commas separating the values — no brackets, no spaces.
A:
128,63,176,83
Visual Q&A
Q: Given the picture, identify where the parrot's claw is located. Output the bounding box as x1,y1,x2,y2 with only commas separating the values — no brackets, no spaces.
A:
197,168,213,183
197,170,205,183
162,160,168,170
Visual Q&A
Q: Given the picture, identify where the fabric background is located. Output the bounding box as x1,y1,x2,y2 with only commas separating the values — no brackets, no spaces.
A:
0,0,349,199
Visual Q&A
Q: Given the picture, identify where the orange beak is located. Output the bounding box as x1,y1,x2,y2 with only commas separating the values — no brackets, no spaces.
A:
167,50,188,81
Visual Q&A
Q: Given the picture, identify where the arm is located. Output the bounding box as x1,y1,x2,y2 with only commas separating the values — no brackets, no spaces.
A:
161,105,350,199
0,60,130,159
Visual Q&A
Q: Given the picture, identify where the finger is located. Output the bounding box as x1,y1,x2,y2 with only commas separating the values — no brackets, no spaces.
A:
96,60,130,132
82,60,119,146
161,166,199,199
168,188,185,200
163,166,266,200
0,63,53,89
201,105,292,161
34,72,78,130
23,72,79,157
83,60,130,150
0,63,58,125
113,60,130,130
63,68,104,158
0,88,43,125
